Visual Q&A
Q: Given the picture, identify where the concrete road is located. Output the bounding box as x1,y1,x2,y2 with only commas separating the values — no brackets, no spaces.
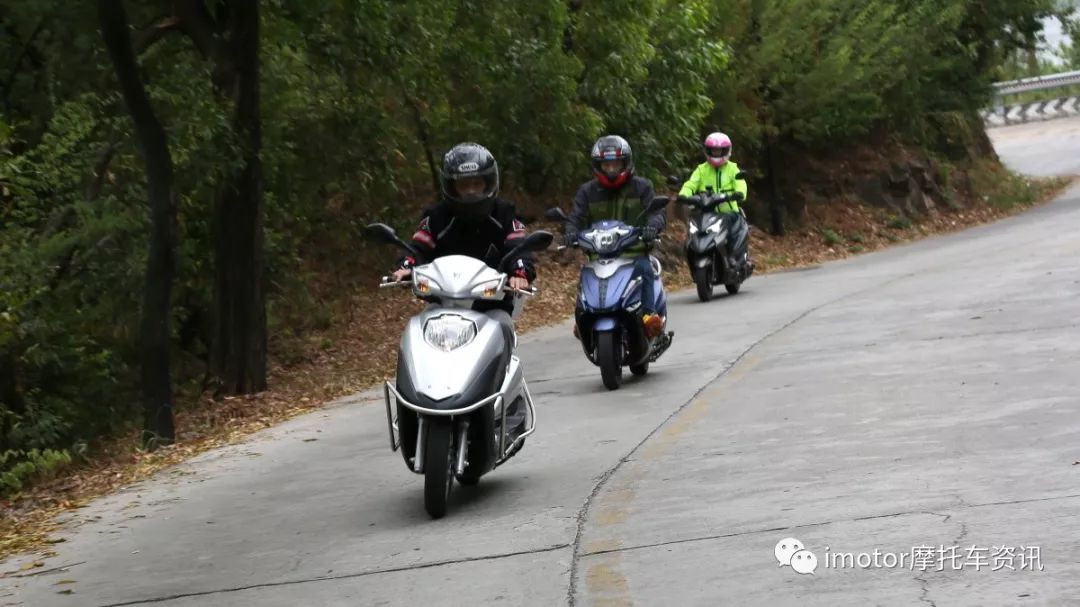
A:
988,115,1080,177
2,124,1079,606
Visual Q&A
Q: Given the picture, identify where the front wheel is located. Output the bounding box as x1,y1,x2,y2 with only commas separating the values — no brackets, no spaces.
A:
694,267,713,302
423,419,454,519
597,331,623,390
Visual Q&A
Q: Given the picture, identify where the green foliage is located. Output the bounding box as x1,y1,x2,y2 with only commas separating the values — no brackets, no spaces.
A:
887,215,914,229
822,228,842,246
0,0,1062,487
968,160,1043,209
0,449,73,495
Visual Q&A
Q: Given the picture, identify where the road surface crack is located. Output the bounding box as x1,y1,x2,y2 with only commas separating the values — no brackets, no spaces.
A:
563,271,925,605
915,574,938,607
576,492,1080,559
96,543,571,606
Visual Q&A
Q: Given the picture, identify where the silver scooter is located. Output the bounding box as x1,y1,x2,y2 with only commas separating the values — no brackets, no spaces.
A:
366,223,552,518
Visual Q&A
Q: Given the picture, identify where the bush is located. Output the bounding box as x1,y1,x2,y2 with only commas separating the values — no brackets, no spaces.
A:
0,449,73,496
887,216,914,230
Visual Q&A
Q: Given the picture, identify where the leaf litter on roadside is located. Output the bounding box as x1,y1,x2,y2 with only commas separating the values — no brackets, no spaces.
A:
0,174,1072,562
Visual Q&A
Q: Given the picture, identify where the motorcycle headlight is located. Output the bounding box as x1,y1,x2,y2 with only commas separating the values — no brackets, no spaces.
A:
423,314,477,352
707,221,723,234
689,223,699,235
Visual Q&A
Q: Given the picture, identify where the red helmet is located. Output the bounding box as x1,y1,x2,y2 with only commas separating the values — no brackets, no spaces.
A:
591,135,634,189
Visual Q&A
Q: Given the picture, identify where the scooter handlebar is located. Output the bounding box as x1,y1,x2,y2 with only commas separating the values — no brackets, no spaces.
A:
506,285,538,297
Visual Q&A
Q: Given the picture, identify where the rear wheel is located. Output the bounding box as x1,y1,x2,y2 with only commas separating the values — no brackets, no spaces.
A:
694,267,713,302
423,419,454,519
597,331,623,390
725,281,741,295
630,361,649,376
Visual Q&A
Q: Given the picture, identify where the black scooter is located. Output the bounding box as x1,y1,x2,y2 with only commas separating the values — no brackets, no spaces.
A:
669,173,754,301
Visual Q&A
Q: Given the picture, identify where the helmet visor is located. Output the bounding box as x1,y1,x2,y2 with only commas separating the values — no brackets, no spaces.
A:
451,175,495,203
600,158,625,177
706,145,731,159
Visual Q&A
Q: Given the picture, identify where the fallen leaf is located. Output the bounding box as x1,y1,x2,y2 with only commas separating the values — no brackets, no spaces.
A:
54,580,77,585
57,589,75,595
2,173,1073,562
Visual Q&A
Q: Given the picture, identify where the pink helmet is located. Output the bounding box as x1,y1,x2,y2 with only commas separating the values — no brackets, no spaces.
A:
704,132,732,168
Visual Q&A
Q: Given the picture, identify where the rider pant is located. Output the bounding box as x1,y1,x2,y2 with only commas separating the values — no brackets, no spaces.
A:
633,256,667,317
721,213,748,259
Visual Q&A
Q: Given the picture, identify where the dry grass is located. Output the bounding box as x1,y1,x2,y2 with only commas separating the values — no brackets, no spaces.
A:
0,170,1072,566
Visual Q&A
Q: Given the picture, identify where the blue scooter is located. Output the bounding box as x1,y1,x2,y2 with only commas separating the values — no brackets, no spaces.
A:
545,198,674,390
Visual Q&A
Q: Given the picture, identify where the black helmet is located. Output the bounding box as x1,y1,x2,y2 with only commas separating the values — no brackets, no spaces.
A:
440,142,499,219
590,135,634,190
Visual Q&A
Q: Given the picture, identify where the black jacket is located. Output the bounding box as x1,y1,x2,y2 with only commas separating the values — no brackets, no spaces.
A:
566,176,665,234
401,198,537,282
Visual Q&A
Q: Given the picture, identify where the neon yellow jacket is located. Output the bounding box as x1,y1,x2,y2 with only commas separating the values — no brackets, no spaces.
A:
678,160,747,214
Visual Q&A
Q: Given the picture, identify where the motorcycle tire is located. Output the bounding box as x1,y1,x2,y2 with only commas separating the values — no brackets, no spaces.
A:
423,419,454,519
630,361,649,376
694,267,713,302
725,281,741,295
597,331,623,390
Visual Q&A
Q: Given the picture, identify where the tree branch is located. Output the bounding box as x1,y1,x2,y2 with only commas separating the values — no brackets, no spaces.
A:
133,16,182,55
172,0,221,60
2,18,47,119
85,141,118,201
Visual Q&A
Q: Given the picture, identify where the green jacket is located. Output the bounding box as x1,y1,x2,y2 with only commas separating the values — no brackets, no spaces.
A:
678,160,747,214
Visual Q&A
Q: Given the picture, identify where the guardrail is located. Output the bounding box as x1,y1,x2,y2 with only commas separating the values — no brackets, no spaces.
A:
983,70,1080,127
992,70,1080,96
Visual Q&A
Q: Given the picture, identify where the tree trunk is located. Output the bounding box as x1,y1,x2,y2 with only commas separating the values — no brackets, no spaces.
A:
98,0,177,447
209,0,267,394
765,137,785,236
404,95,440,197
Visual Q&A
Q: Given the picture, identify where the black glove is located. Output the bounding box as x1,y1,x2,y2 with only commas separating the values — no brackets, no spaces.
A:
563,230,578,247
641,225,658,243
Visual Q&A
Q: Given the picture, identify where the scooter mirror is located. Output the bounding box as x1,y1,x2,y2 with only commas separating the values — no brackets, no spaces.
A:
735,170,748,180
499,230,554,270
646,195,670,213
544,207,569,222
365,223,421,257
365,222,398,244
666,174,683,186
